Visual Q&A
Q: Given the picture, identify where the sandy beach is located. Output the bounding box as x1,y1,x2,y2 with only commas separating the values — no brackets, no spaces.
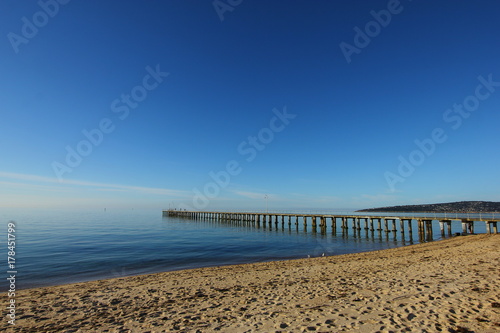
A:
3,234,499,332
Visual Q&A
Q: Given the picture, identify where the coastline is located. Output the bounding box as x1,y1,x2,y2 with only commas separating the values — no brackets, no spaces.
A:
3,234,499,332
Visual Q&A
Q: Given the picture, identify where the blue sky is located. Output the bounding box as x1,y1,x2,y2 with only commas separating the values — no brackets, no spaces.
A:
1,0,499,211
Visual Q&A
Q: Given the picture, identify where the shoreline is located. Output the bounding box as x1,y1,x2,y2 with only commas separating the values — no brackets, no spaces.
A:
10,235,420,292
3,234,499,332
14,244,417,293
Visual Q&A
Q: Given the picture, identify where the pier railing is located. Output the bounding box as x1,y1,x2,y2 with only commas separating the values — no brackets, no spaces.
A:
163,209,498,220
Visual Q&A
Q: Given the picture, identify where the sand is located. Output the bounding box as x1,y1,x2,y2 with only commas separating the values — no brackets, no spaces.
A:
2,234,499,333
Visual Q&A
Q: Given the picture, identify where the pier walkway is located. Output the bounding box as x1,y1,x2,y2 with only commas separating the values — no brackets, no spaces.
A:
163,210,499,239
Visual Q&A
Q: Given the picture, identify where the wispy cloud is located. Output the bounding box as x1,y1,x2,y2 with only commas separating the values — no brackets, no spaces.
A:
0,171,188,197
232,190,269,200
350,193,400,208
359,194,397,202
316,195,341,203
0,180,75,193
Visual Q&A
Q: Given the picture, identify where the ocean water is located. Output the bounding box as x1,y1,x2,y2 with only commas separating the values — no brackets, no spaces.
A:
0,208,488,291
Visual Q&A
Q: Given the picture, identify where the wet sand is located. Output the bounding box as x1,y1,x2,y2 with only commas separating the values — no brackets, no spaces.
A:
2,234,499,332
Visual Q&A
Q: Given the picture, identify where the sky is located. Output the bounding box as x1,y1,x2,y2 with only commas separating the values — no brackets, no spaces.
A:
1,0,499,211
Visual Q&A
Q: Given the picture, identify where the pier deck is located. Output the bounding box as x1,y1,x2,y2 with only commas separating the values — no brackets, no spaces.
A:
163,210,500,237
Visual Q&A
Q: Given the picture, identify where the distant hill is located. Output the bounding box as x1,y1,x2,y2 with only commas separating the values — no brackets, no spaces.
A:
357,201,500,213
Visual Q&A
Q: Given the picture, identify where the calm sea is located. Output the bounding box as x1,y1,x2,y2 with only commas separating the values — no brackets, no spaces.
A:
0,208,487,291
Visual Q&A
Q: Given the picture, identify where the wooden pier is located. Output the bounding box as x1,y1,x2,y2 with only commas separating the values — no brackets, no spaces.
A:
163,210,499,240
